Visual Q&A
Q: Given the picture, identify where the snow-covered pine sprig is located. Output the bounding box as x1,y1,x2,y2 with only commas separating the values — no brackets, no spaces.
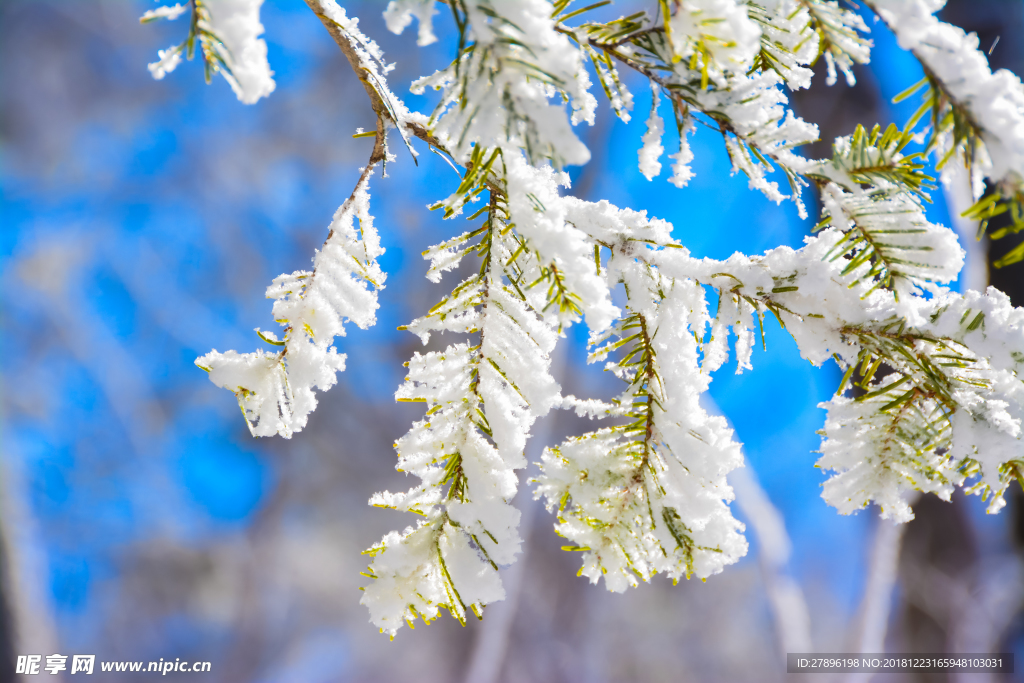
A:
865,0,1024,267
173,0,421,440
808,123,964,297
566,7,820,213
535,233,748,591
797,0,872,86
749,0,819,91
195,163,386,438
557,199,1023,530
362,170,562,638
820,290,1024,522
141,0,275,104
409,0,595,168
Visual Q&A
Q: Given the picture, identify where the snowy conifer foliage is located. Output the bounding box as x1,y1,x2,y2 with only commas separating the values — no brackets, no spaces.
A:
143,0,1024,636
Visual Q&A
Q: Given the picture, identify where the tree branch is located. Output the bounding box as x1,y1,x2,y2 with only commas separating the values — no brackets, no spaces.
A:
302,0,455,159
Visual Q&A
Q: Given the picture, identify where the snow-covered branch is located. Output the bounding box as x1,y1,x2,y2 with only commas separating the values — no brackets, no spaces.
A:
196,132,387,437
865,0,1024,266
141,0,1024,638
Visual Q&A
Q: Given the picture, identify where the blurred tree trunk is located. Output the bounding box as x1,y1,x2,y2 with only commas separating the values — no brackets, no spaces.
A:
0,529,16,683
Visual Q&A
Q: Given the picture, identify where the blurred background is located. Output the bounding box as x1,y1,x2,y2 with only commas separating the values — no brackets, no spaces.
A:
2,1,1024,681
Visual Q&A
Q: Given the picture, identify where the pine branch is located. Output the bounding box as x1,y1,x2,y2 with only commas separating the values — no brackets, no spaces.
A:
537,225,748,590
143,0,1024,641
807,124,960,294
561,20,817,210
363,174,566,634
864,0,1024,263
796,0,871,86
